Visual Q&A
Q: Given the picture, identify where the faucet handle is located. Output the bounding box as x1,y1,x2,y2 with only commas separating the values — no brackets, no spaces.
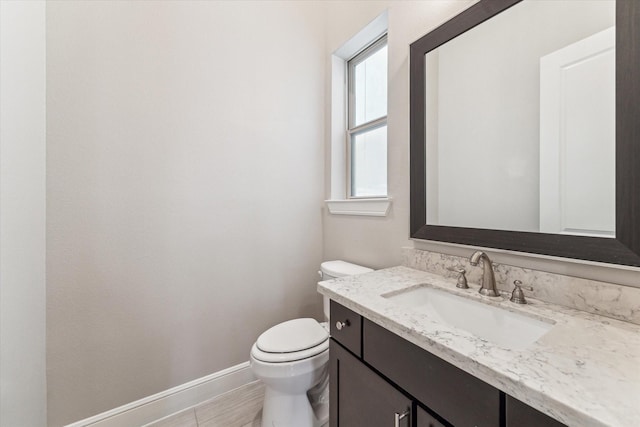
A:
510,280,533,304
447,266,469,289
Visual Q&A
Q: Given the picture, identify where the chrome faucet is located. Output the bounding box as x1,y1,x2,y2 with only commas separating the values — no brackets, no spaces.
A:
469,251,500,297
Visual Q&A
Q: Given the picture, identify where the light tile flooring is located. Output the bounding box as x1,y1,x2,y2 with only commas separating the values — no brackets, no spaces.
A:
145,381,264,427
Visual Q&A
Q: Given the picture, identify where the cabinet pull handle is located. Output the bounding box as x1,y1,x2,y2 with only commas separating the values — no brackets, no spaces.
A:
335,320,350,331
394,409,410,427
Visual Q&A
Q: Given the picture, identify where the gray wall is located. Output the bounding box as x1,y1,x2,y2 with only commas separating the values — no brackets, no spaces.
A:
46,1,325,425
323,1,476,269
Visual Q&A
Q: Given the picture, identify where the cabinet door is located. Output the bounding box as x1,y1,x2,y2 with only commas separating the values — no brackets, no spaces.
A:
506,395,566,427
330,339,412,427
416,406,448,427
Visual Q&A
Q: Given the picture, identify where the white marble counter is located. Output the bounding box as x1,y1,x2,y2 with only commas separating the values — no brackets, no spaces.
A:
318,266,640,427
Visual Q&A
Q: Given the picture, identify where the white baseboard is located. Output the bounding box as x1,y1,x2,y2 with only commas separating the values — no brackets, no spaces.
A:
65,361,255,427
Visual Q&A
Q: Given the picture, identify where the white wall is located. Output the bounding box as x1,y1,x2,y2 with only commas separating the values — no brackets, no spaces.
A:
0,1,48,425
46,1,326,425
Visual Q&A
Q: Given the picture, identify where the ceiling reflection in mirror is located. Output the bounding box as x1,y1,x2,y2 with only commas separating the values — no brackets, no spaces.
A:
424,0,615,238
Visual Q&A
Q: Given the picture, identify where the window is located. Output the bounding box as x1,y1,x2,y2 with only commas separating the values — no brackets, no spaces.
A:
325,12,391,216
347,35,388,198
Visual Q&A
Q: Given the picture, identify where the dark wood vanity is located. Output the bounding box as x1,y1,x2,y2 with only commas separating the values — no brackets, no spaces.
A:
329,301,565,427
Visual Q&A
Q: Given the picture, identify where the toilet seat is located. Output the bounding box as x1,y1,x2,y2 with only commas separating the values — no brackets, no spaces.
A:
252,318,329,363
251,340,328,363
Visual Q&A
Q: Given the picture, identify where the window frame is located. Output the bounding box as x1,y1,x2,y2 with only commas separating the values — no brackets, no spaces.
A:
346,34,388,199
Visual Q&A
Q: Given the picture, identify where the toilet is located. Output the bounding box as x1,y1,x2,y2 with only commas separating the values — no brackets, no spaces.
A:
250,260,373,427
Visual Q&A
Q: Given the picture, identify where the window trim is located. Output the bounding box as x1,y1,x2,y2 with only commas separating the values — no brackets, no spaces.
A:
325,197,392,216
346,34,388,199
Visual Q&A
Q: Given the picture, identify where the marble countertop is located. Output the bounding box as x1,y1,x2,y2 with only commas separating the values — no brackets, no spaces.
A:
318,266,640,427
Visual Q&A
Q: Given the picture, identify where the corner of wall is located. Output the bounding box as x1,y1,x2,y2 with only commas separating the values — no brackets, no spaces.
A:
0,0,48,425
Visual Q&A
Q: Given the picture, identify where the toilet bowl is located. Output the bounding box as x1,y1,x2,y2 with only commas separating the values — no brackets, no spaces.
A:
250,260,372,427
250,318,329,427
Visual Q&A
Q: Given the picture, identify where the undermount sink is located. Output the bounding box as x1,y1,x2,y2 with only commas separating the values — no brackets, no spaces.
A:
383,285,554,350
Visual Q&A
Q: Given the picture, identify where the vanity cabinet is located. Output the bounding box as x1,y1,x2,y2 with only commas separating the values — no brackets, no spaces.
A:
506,395,565,427
363,319,499,427
417,406,447,427
329,301,566,427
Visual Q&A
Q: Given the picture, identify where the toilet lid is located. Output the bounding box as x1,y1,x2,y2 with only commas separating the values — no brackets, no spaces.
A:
256,318,329,353
321,260,373,278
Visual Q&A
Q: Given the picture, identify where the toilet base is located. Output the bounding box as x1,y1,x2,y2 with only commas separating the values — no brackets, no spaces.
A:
261,385,328,427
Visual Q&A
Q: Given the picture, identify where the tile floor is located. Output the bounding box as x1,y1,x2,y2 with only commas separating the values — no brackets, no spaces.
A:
144,380,264,427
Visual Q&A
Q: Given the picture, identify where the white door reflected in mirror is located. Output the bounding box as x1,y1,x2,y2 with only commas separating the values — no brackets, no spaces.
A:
539,27,615,238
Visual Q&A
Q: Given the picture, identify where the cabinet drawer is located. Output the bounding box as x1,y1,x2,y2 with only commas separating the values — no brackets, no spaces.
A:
506,395,566,427
363,319,500,427
330,300,362,357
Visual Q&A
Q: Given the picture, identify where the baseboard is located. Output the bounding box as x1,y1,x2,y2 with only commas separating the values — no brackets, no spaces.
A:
65,361,255,427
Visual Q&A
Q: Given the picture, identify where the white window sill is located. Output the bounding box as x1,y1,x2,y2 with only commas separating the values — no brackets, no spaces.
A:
325,198,392,217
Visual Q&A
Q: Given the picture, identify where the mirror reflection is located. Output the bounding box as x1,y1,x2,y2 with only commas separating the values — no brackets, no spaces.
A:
425,0,615,237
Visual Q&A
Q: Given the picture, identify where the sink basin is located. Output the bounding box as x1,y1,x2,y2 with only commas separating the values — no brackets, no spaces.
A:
383,285,553,350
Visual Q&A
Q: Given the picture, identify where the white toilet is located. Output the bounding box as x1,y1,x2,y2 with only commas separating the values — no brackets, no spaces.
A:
250,260,373,427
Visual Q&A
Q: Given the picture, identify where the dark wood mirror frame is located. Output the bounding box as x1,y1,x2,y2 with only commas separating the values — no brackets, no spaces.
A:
410,0,640,267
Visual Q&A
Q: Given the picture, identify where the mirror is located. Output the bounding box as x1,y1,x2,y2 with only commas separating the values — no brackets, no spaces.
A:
425,1,615,237
410,0,640,266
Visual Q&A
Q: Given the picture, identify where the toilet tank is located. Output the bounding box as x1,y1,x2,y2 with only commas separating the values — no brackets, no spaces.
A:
319,260,373,321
